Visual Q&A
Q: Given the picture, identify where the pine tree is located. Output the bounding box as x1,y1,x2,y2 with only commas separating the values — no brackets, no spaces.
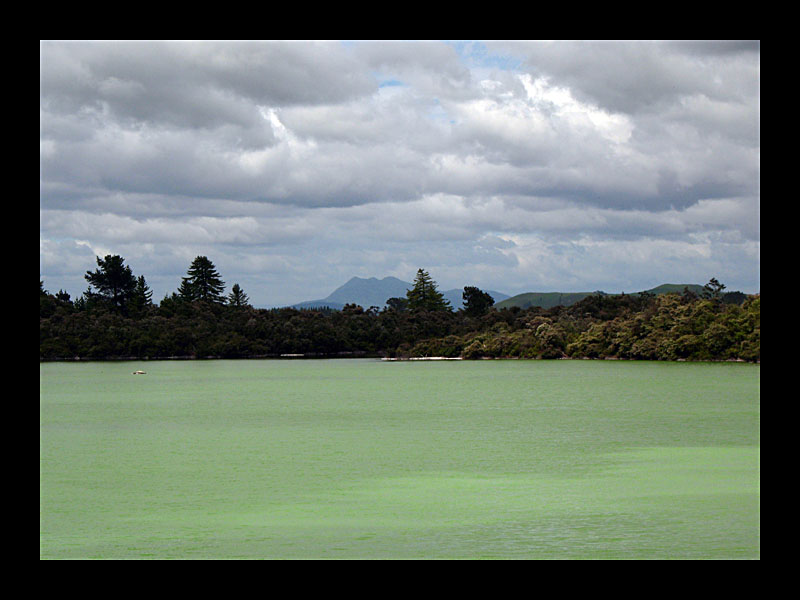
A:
182,256,226,304
406,269,451,312
702,277,727,302
84,254,138,313
129,275,153,315
227,283,250,307
178,277,196,302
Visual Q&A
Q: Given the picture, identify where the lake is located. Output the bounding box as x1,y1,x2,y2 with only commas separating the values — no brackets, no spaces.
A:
40,359,760,559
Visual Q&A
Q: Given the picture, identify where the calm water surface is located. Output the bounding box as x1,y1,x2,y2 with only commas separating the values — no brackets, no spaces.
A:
40,359,759,559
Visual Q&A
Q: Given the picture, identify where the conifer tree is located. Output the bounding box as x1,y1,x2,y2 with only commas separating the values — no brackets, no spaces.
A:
702,277,726,301
178,277,196,302
129,275,153,315
406,268,451,312
182,256,226,303
227,283,250,307
84,254,138,313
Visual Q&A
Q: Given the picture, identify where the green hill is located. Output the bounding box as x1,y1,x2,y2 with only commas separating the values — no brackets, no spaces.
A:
495,284,706,310
642,283,705,296
494,292,595,310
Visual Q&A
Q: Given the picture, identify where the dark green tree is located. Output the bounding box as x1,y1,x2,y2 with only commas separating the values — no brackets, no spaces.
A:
40,281,56,318
84,254,138,313
638,290,656,304
177,277,196,302
74,287,96,311
227,283,250,307
722,290,747,305
702,277,727,301
72,294,86,311
129,275,154,316
182,256,226,303
385,297,409,312
462,286,495,317
682,286,699,302
406,269,451,312
342,303,365,314
55,290,72,304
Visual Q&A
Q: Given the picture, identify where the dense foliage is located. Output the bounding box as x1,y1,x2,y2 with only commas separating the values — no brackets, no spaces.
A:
40,257,759,362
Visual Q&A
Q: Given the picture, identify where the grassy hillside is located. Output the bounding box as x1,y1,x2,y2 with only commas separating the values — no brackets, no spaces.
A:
495,284,707,310
494,292,594,310
642,283,706,296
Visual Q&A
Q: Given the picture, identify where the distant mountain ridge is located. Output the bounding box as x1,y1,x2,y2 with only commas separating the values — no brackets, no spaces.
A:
289,278,718,311
291,276,510,310
292,277,411,310
494,283,708,310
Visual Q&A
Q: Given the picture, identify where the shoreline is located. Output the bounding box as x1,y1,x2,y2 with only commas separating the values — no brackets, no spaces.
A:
39,354,759,364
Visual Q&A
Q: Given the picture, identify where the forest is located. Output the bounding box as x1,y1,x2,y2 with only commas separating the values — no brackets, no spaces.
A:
40,255,760,362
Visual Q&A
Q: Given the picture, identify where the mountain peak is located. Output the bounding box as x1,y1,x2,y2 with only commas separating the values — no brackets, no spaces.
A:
291,276,510,310
325,276,412,306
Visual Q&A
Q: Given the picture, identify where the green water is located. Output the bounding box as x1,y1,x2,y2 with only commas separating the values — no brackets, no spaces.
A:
40,359,759,559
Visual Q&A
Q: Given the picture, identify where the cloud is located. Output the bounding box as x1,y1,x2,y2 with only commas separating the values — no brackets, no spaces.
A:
500,40,759,114
41,41,377,123
40,41,760,304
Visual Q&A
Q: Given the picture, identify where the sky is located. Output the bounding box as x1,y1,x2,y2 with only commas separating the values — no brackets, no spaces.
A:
40,40,760,306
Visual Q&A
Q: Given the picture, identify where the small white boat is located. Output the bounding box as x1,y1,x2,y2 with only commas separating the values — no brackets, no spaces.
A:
132,370,146,375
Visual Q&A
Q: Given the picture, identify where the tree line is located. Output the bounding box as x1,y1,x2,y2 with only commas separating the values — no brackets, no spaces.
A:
40,255,759,362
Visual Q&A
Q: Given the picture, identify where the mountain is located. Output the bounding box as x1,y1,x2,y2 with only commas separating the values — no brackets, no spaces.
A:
494,284,708,310
291,276,509,310
326,276,411,307
493,292,596,310
291,276,411,310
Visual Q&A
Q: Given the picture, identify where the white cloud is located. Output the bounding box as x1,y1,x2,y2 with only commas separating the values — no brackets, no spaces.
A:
40,41,760,304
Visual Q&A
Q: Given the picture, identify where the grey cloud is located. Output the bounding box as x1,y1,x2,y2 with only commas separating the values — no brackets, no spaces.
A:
39,209,318,248
668,40,760,57
41,40,759,213
40,41,760,303
352,41,473,99
41,42,377,124
506,40,759,116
